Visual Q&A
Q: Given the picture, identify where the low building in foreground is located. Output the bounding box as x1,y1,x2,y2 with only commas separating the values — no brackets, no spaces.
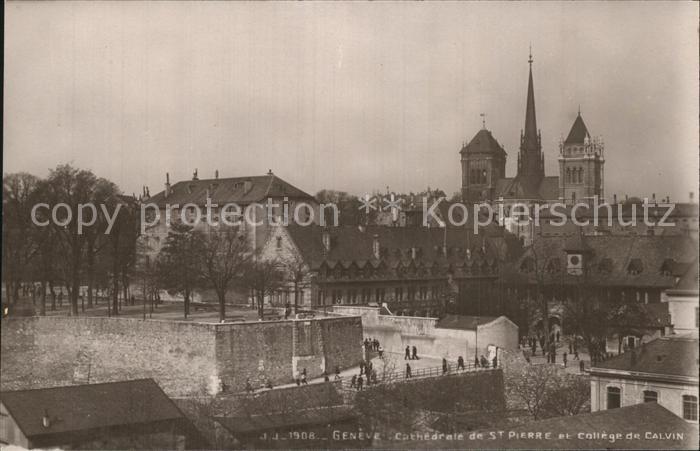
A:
0,379,205,449
589,333,699,423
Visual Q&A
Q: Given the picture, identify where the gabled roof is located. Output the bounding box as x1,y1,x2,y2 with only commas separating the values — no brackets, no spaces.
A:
460,129,507,157
147,172,314,207
667,258,699,294
0,379,185,439
591,334,699,379
564,113,591,144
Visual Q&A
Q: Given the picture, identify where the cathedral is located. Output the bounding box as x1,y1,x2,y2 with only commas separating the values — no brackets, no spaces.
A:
460,52,605,207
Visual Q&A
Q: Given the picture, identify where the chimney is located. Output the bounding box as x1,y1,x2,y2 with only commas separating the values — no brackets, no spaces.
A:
372,234,380,260
215,170,219,179
165,173,171,198
322,229,331,252
652,193,656,205
192,169,199,181
613,194,617,204
267,169,274,176
145,186,150,198
625,194,628,202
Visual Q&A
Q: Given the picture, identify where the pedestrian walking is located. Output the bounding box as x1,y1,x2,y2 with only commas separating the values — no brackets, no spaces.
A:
405,363,412,378
378,345,384,358
568,340,573,354
412,346,419,360
573,349,579,360
563,352,568,368
405,346,411,360
442,358,448,375
556,331,560,343
457,356,465,371
301,373,308,385
335,365,341,380
357,375,364,391
359,360,365,375
350,375,357,388
323,370,329,382
579,360,585,373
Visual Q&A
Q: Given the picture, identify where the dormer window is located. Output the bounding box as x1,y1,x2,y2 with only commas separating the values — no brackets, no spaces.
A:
627,258,643,275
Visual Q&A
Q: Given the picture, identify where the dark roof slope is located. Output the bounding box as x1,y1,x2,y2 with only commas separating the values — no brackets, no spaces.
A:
564,113,590,144
460,129,507,157
285,224,509,270
148,173,314,207
0,379,185,438
495,175,559,200
382,403,698,449
592,334,699,379
509,234,697,288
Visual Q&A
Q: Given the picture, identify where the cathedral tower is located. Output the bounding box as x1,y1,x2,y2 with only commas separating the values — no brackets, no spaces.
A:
460,125,507,203
517,50,545,184
558,111,605,203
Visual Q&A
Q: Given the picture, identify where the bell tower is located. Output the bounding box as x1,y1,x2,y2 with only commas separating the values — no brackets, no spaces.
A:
558,110,605,204
460,122,507,204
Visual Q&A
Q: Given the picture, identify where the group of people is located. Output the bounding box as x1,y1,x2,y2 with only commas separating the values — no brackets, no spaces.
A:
404,345,420,360
364,337,383,357
350,359,378,390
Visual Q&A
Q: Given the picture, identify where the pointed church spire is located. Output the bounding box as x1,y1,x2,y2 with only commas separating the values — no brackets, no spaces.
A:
524,48,538,144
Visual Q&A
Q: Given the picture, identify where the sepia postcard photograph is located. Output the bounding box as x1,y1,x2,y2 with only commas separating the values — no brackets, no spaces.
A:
2,1,698,450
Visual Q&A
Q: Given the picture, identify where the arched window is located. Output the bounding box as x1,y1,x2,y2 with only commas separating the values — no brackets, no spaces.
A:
683,395,698,421
643,390,658,403
607,386,621,409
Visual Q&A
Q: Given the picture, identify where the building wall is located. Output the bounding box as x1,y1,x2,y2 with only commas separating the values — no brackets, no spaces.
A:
590,374,698,422
1,316,362,397
0,402,29,449
662,292,699,335
331,306,518,360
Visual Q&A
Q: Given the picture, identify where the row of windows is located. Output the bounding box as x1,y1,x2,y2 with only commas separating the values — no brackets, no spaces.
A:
565,167,585,184
318,285,442,305
606,387,697,421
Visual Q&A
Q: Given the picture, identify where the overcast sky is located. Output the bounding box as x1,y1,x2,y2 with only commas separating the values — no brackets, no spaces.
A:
4,1,698,202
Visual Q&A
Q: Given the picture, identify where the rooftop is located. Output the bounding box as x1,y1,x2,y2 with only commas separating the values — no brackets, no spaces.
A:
0,379,184,439
591,334,699,379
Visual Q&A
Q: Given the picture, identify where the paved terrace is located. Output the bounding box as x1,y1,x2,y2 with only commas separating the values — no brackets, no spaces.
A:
32,298,335,323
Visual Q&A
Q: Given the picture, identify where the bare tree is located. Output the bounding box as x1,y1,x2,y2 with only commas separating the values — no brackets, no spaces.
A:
157,222,201,318
505,363,560,420
245,257,286,320
194,225,252,322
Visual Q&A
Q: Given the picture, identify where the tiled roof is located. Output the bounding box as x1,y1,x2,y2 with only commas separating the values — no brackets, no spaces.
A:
564,113,591,144
435,314,498,330
510,234,697,287
592,334,699,379
667,258,699,294
284,224,511,272
460,129,507,157
147,173,314,207
0,379,185,439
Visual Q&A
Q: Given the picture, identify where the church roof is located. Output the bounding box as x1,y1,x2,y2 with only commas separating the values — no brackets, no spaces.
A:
523,62,538,146
564,113,590,144
460,129,507,156
494,175,559,201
